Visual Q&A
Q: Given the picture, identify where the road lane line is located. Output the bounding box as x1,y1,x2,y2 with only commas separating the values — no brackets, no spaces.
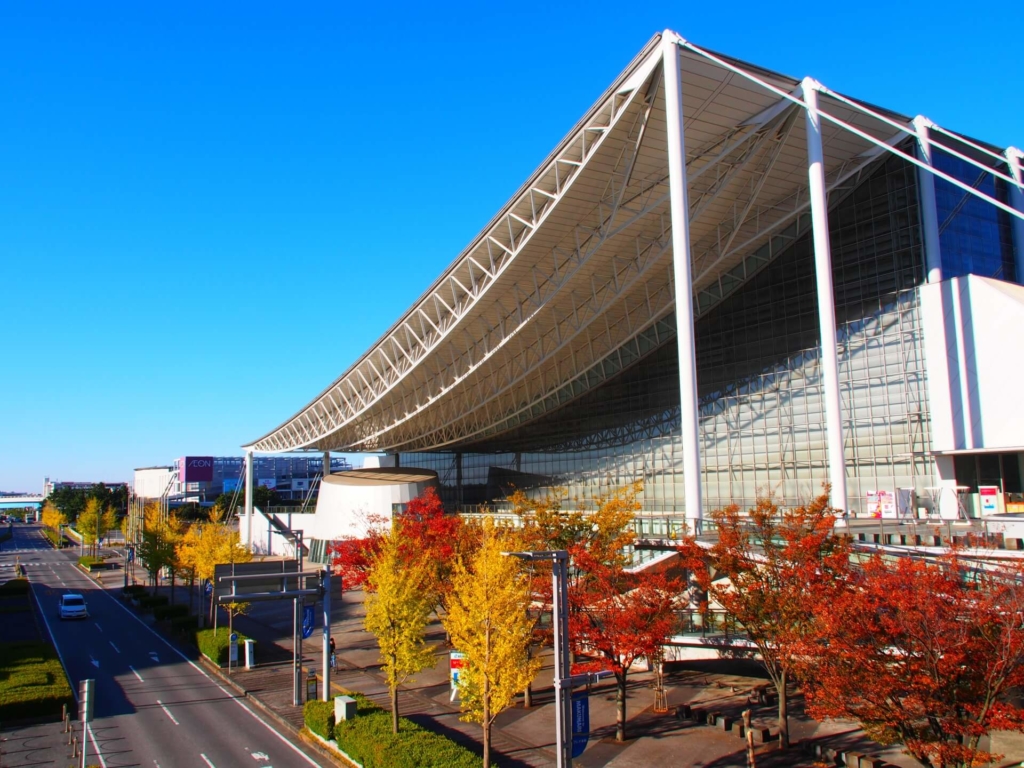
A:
200,754,216,768
28,584,77,701
157,700,180,725
109,641,120,653
96,587,322,766
95,622,103,632
129,665,144,682
87,723,109,768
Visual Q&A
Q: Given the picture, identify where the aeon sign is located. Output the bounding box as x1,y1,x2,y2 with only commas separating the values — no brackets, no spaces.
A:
179,456,215,483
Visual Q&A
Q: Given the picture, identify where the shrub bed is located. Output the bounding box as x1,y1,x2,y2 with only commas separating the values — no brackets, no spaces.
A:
304,699,335,740
40,528,61,548
153,603,189,621
0,527,11,544
77,556,108,570
122,584,147,598
308,694,481,768
196,627,248,666
0,641,75,722
0,578,29,596
138,594,169,612
170,615,199,635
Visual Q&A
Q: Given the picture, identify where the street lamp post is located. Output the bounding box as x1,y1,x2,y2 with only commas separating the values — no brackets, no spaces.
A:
504,550,572,768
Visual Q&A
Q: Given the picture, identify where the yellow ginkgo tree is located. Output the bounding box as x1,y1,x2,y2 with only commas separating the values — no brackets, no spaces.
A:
443,520,541,768
364,525,437,734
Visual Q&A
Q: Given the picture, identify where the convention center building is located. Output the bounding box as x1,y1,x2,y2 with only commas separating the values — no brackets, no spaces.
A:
244,30,1024,532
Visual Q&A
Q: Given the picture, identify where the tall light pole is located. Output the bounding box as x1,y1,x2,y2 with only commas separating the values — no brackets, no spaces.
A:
504,550,572,768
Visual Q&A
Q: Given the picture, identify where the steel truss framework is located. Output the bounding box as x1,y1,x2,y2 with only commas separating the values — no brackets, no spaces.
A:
246,30,1023,473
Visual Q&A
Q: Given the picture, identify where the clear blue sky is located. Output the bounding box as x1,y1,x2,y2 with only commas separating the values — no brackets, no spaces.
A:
1,2,1020,492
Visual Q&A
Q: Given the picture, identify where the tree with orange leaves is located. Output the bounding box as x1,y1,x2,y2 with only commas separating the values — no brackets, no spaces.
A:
677,490,848,749
570,550,682,742
801,551,1024,768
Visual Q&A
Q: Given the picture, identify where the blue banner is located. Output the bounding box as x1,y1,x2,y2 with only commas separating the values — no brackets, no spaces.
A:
571,691,590,758
204,579,213,596
302,605,315,639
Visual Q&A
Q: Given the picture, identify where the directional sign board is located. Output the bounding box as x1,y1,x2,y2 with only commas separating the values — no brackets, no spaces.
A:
571,690,590,758
229,632,239,663
213,559,300,601
204,579,213,596
302,604,315,639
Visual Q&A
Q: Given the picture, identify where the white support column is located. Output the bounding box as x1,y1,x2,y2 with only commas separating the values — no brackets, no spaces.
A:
323,450,332,479
244,449,254,552
663,33,703,533
803,78,848,518
914,116,943,283
1007,147,1024,284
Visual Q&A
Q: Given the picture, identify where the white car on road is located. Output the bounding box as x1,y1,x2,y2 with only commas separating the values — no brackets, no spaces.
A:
59,593,88,620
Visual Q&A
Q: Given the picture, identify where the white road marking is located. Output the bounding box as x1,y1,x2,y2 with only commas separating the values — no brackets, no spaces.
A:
90,655,100,668
200,754,216,768
251,752,270,761
157,700,180,725
95,622,103,632
109,641,120,653
130,665,144,682
95,588,322,766
87,722,109,768
149,652,160,663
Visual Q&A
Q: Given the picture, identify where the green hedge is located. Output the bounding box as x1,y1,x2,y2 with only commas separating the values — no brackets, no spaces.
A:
153,603,189,621
0,527,11,544
0,578,29,596
123,584,147,597
170,615,199,635
196,627,249,666
0,641,75,722
304,699,335,740
77,556,106,570
138,594,169,611
310,694,481,768
40,528,61,547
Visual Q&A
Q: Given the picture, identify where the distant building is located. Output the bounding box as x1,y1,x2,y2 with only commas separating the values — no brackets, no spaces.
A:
43,477,128,498
132,455,354,504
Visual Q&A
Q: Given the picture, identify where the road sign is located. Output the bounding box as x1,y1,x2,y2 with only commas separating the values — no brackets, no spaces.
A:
571,690,590,758
127,547,135,563
204,579,212,596
229,633,239,663
301,604,315,639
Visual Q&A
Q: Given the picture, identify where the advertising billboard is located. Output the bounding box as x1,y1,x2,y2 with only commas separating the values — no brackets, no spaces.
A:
180,456,215,483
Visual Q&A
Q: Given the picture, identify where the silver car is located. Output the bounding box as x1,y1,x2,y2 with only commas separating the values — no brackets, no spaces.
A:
59,593,88,620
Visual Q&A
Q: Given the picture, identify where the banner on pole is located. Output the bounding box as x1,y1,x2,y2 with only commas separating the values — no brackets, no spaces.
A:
449,651,466,701
571,690,590,758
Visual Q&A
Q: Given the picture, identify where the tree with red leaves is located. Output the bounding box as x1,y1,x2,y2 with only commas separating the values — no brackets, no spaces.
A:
395,486,466,614
678,491,848,749
570,552,682,742
329,486,466,608
801,551,1024,768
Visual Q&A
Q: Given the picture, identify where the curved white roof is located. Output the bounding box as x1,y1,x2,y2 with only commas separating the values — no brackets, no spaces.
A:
245,30,1020,455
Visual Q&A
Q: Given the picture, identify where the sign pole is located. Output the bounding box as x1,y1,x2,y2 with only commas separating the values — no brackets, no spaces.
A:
79,679,94,768
321,569,331,701
293,597,301,706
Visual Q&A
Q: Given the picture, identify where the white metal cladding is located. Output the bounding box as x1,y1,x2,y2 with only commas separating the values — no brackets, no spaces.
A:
246,31,1021,455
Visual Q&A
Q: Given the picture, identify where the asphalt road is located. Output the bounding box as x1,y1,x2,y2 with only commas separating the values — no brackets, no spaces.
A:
1,523,324,768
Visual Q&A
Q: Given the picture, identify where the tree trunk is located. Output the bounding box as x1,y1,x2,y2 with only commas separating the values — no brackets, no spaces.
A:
523,645,533,708
777,668,789,749
483,680,491,768
391,685,400,734
616,671,628,742
170,568,176,603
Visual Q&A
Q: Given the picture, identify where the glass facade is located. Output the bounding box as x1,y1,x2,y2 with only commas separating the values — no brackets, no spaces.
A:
933,147,1016,282
177,456,353,502
400,154,939,517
